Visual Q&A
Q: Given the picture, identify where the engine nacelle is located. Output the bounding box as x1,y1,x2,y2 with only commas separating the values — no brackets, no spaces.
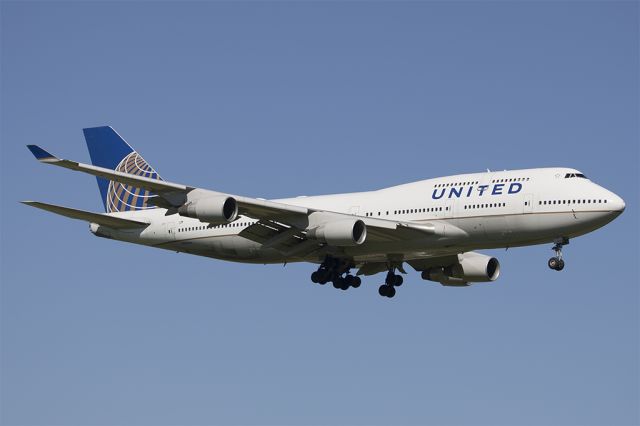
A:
421,252,500,286
306,219,367,246
178,195,238,224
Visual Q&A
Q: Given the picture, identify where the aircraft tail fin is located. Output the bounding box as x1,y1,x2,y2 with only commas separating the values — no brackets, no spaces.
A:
83,126,163,213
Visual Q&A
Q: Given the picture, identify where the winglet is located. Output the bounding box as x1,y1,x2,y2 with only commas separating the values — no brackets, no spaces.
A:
27,145,57,161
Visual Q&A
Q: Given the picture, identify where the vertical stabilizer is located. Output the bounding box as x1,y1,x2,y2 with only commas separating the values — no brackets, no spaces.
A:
83,126,162,213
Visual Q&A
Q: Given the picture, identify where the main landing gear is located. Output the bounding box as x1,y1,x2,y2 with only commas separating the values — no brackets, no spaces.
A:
378,269,403,298
310,256,361,291
548,238,569,271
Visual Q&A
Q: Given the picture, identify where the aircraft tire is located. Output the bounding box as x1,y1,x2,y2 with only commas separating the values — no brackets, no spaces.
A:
378,284,388,297
386,285,396,298
351,276,362,288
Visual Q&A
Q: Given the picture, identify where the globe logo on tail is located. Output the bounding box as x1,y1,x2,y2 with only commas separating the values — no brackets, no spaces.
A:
106,151,161,213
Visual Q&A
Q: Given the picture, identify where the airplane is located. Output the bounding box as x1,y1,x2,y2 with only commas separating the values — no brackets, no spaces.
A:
24,126,625,298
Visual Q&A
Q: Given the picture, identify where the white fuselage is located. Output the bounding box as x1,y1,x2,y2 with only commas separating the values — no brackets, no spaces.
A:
92,167,625,264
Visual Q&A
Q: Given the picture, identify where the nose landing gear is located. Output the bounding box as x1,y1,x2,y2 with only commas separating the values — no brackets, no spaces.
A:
548,238,569,271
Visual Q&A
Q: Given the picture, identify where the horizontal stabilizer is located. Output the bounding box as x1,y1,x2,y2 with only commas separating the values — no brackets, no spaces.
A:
26,145,187,193
27,145,56,160
21,201,149,229
25,144,310,218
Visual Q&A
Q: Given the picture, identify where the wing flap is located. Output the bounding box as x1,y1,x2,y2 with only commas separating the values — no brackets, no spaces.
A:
21,201,149,229
239,220,311,253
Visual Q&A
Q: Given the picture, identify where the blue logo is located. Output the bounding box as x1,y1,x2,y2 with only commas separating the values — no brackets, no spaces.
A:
432,182,522,200
106,152,161,212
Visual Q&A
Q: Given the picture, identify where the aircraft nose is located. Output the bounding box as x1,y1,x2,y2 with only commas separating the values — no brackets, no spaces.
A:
609,192,625,213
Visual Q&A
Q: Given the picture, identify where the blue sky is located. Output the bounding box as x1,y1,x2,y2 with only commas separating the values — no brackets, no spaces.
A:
1,2,638,425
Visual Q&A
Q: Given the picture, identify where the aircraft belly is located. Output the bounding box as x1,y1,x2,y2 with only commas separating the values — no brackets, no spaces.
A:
114,210,617,266
450,218,486,240
184,235,288,263
482,215,510,240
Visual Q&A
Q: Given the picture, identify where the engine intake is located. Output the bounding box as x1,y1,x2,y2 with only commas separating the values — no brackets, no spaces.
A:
421,252,500,286
306,219,367,246
178,195,238,224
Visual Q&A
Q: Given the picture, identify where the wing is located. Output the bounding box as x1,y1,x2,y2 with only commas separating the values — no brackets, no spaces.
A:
26,145,467,243
21,201,149,229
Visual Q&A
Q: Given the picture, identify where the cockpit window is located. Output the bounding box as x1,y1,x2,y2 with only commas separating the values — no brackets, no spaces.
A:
565,173,587,179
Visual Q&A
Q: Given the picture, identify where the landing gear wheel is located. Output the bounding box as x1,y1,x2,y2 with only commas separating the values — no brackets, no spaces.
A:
310,257,361,291
548,238,569,271
332,277,349,290
548,257,566,271
351,276,362,288
314,268,330,284
393,275,403,286
378,284,395,298
386,285,396,298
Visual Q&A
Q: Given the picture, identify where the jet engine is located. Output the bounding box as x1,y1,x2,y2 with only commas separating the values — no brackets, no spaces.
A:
306,219,367,246
178,195,238,224
421,252,500,286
